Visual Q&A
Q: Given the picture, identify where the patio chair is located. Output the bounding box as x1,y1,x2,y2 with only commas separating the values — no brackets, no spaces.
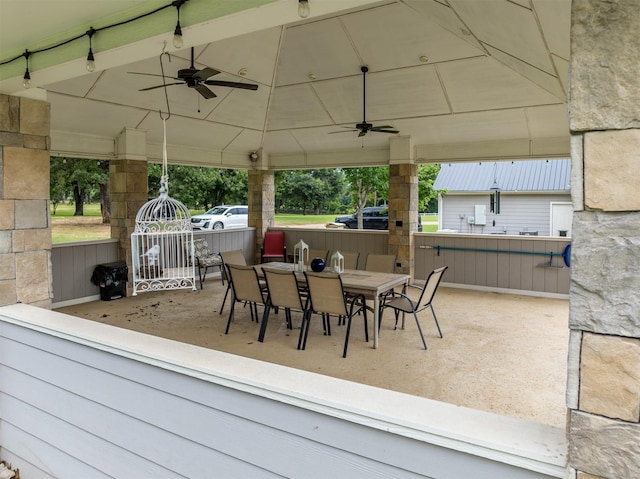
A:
364,253,396,273
301,271,367,358
261,231,286,263
191,238,223,290
305,249,328,265
258,267,307,342
379,266,448,350
331,251,359,270
224,264,268,335
219,249,248,314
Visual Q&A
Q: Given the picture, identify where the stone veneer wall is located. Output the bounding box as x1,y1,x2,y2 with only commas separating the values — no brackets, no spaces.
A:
0,94,52,308
567,2,640,478
388,163,418,278
248,169,274,264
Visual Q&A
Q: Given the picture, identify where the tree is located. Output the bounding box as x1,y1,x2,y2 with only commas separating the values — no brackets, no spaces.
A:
343,167,388,228
148,164,247,209
418,164,441,213
49,157,110,220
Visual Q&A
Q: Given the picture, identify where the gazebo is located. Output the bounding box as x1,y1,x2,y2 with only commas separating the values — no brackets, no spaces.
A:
1,1,639,478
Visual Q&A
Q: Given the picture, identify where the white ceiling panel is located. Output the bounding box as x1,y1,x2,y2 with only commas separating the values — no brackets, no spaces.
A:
533,0,571,59
197,27,282,86
206,86,270,131
139,114,243,151
438,57,563,113
49,93,147,138
525,104,570,138
274,18,361,86
267,83,333,130
394,109,530,145
449,0,555,74
342,2,484,71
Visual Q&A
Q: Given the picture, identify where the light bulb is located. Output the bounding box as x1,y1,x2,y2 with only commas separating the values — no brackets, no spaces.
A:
298,0,310,18
23,69,31,89
86,49,96,72
173,23,183,49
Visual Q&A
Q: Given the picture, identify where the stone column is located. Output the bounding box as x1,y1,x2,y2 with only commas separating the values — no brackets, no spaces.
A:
567,3,640,478
110,128,148,287
388,136,418,279
248,168,274,264
0,94,52,308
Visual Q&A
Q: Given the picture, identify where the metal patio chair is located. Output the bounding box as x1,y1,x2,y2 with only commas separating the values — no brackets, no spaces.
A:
380,266,448,350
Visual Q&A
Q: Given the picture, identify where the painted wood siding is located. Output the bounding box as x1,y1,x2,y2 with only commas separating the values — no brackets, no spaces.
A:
440,194,571,236
0,304,566,479
415,234,570,295
51,230,256,306
51,239,120,304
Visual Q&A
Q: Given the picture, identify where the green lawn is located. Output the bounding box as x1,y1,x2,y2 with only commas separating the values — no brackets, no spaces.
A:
50,204,438,242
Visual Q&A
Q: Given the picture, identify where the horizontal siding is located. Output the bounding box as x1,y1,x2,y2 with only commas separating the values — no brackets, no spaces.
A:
0,305,566,479
440,194,571,236
415,233,570,295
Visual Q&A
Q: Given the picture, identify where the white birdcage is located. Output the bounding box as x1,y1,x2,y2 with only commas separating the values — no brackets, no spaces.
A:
130,113,196,295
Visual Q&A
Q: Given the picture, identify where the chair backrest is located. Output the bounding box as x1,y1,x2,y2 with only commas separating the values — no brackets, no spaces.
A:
220,249,247,266
263,231,285,256
226,264,265,304
304,271,347,316
263,267,305,311
417,266,448,307
306,249,328,265
192,238,212,260
364,253,396,273
330,251,359,270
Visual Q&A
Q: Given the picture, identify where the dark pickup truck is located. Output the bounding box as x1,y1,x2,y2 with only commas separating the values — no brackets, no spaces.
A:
334,206,422,232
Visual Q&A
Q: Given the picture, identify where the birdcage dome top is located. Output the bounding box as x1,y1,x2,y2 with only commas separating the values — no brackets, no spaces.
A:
135,194,191,233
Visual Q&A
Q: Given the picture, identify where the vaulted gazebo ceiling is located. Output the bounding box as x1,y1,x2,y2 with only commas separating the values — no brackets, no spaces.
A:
0,0,570,169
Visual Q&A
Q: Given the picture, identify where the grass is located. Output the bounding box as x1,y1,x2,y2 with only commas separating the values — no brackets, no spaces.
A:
51,203,438,243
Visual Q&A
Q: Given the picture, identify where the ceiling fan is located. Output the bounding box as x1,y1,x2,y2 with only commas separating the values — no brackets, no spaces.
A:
128,47,258,99
330,66,399,137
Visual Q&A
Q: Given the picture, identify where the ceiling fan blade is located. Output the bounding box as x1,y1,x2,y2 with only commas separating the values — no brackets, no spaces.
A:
370,127,399,134
195,84,217,99
328,129,359,134
204,80,258,90
139,82,183,92
193,67,220,81
370,125,394,130
128,71,181,81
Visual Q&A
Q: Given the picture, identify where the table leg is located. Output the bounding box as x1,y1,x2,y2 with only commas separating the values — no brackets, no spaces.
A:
373,295,380,349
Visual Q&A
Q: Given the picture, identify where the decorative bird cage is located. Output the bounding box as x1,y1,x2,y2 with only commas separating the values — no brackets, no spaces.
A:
131,176,196,295
331,250,344,273
131,193,196,295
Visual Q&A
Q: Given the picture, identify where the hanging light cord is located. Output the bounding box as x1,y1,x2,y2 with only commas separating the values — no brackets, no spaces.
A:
158,46,172,198
0,0,189,67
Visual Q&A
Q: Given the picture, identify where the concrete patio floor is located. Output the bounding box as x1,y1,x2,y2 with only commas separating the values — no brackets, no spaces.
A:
55,278,570,429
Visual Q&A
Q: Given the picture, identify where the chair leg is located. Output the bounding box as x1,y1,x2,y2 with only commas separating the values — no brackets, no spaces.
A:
298,310,310,350
198,266,204,290
343,314,353,358
219,283,231,314
362,297,368,343
429,304,443,338
225,299,236,334
413,311,427,350
258,299,271,342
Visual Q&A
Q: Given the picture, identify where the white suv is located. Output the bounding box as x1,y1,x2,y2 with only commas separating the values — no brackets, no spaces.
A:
191,205,248,230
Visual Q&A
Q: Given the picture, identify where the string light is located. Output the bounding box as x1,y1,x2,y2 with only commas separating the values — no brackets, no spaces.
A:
86,28,96,72
172,0,186,49
0,0,190,85
298,0,310,18
22,50,31,89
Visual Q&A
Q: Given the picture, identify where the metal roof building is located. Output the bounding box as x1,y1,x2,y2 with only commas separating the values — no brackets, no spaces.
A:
433,159,571,193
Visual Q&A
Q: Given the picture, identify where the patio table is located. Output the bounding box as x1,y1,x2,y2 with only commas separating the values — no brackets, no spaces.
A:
256,262,409,349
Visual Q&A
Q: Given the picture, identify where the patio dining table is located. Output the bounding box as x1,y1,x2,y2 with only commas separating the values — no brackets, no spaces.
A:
255,262,410,349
